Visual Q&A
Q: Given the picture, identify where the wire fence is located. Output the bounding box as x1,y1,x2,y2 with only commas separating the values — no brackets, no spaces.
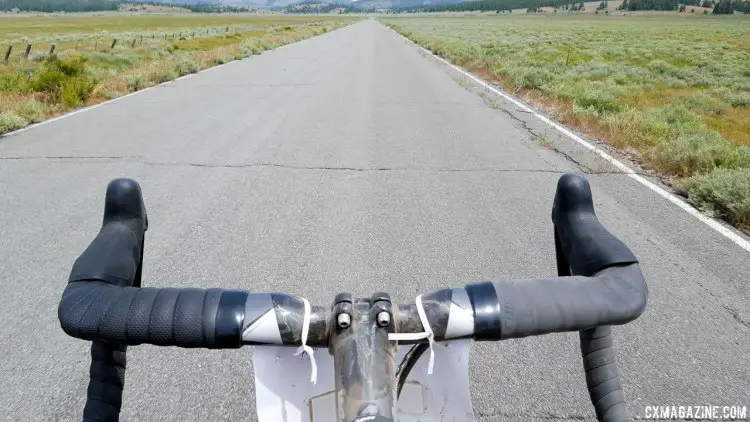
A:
1,25,270,65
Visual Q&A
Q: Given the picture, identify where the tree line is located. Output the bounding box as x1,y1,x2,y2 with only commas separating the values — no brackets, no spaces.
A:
405,0,607,12
282,1,357,13
116,0,258,13
0,0,118,12
404,0,622,12
711,0,750,13
0,0,260,12
619,0,748,11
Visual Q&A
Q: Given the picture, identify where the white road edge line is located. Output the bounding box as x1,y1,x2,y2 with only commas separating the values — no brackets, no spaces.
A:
2,23,351,139
389,26,750,254
1,29,330,140
1,58,243,138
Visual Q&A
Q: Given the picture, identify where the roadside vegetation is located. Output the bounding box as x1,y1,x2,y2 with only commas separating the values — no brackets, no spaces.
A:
0,15,354,135
397,0,749,13
0,0,261,12
382,15,750,232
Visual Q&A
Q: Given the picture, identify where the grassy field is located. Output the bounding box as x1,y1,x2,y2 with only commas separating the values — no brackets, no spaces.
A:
382,14,750,232
0,14,355,135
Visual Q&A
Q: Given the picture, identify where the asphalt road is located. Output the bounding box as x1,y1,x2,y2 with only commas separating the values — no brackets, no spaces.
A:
0,19,748,421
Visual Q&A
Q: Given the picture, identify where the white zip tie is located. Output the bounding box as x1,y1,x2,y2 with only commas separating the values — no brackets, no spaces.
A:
294,297,317,384
388,295,435,375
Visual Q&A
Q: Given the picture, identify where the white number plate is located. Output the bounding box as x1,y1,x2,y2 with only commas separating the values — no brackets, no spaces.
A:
253,340,474,422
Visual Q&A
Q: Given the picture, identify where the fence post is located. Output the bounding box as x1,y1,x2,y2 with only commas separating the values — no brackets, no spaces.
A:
111,39,117,49
23,43,31,61
140,35,143,44
226,26,229,32
95,39,98,51
49,43,56,55
3,45,11,64
131,39,136,47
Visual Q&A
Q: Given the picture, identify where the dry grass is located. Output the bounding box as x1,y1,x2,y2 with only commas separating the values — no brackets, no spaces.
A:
382,14,750,231
0,14,356,134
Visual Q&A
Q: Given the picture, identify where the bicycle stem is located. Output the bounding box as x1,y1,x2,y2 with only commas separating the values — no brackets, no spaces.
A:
331,294,398,422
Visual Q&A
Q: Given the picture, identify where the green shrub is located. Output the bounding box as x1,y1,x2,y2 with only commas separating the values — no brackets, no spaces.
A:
30,53,50,63
46,55,87,77
30,55,93,97
511,67,556,90
573,87,624,114
15,99,44,123
680,168,750,230
651,131,749,177
148,68,178,84
665,77,688,88
175,59,199,76
0,112,28,134
671,68,713,87
0,73,32,93
86,53,136,70
647,60,671,74
573,62,619,81
678,93,729,116
646,104,701,134
60,77,97,106
631,112,672,143
30,69,66,93
126,75,147,91
100,88,126,99
708,86,733,101
728,92,750,108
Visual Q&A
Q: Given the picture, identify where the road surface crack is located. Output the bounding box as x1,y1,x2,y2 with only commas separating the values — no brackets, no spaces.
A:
146,161,568,173
723,305,750,329
0,156,561,172
494,107,593,172
0,156,651,176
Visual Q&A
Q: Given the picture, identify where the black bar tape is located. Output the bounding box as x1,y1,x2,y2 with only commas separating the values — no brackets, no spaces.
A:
83,342,126,422
464,264,647,340
58,282,247,348
580,327,633,422
552,174,637,277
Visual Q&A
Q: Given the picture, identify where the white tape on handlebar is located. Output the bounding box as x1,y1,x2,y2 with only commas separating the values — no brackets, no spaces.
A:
294,298,317,384
388,295,435,375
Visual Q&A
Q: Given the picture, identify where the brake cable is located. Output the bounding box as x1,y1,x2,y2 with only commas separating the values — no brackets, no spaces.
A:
396,343,429,398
